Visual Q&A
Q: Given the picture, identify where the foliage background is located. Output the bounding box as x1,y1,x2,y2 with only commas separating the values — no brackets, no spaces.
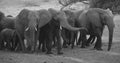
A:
59,0,120,14
89,0,120,14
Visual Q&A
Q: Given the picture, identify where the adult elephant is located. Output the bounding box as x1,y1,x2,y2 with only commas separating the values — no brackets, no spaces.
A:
75,8,115,51
15,8,86,53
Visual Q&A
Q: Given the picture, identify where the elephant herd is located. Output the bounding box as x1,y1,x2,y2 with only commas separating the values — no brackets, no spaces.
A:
0,8,115,55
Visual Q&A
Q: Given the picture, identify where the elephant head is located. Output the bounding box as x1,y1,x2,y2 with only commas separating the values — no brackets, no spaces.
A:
48,8,86,31
101,9,115,51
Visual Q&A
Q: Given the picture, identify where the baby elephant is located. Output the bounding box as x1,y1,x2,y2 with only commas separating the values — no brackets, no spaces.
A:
0,28,18,51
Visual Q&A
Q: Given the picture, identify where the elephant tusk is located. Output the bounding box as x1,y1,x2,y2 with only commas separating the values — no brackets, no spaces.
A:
25,27,29,31
35,27,37,31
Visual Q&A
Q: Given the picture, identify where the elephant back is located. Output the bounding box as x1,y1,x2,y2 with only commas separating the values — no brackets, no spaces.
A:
37,9,52,28
2,18,15,29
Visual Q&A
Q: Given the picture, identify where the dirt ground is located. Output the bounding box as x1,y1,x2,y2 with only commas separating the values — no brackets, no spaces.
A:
0,0,120,63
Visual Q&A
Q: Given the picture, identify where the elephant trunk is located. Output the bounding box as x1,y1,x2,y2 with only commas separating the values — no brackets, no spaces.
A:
60,19,86,31
107,20,115,51
107,25,114,51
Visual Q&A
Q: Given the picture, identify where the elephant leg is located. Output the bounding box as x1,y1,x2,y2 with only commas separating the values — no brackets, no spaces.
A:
52,34,57,48
14,34,22,52
46,32,53,54
56,29,63,55
6,40,12,51
10,41,14,51
0,40,5,50
41,36,46,52
10,41,15,51
42,41,46,52
10,35,17,51
12,41,17,51
38,30,46,52
67,31,71,46
38,40,42,50
61,28,68,48
63,41,68,48
94,36,102,50
38,31,43,50
17,32,26,52
94,29,103,51
70,31,75,49
33,31,38,52
81,30,87,48
16,42,22,52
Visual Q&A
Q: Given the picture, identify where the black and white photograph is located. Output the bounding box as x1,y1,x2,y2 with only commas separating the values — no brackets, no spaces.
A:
0,0,120,63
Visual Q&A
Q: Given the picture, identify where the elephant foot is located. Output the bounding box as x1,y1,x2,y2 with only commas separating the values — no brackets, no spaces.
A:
86,43,90,46
0,48,4,50
46,51,53,54
63,45,68,48
81,46,86,48
96,48,103,51
42,49,46,52
57,52,63,55
77,43,80,45
52,45,56,48
10,48,15,51
94,47,103,51
71,45,74,49
28,51,34,54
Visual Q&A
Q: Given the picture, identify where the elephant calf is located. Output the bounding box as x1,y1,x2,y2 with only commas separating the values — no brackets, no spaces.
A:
0,28,18,51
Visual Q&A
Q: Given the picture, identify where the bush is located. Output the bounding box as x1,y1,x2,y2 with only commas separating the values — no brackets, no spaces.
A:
89,0,120,14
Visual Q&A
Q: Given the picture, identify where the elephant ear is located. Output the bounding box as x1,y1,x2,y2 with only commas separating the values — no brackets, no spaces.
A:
98,8,114,25
17,9,30,30
105,8,114,18
17,9,30,20
99,13,106,25
0,11,5,21
48,8,59,19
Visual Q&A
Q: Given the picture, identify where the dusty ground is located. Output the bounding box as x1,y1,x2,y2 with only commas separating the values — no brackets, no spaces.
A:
0,0,120,63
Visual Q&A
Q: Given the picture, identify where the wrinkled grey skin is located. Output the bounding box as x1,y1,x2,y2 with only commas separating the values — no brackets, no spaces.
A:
15,8,86,53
